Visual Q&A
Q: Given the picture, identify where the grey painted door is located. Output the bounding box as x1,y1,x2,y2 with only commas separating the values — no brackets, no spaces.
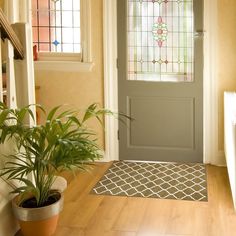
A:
118,0,203,163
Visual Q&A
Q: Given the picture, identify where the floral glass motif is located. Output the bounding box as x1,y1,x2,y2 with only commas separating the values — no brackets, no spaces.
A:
32,0,81,53
152,16,168,47
127,0,194,82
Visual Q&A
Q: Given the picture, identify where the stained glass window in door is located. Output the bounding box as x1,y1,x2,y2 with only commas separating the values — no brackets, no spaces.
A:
127,0,194,82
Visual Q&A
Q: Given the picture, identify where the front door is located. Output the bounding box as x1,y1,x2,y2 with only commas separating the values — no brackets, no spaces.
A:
118,0,203,163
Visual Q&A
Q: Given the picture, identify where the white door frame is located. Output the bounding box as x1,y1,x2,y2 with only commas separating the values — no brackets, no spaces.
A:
103,0,224,165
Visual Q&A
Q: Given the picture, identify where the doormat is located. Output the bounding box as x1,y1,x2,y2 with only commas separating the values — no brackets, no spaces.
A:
91,161,208,201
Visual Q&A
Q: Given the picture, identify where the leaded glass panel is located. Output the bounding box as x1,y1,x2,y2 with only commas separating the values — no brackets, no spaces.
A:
32,0,81,53
128,0,194,82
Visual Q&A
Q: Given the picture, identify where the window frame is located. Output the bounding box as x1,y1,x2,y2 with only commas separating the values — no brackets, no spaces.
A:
30,0,94,71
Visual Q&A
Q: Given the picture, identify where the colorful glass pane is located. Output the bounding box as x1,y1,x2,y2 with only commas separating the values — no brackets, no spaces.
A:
152,16,168,47
127,0,194,82
32,0,81,53
52,40,60,46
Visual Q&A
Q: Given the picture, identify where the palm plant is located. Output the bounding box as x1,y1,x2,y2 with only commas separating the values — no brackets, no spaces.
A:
0,102,114,207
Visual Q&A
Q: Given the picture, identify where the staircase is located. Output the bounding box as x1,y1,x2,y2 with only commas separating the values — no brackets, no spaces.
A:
0,7,36,236
0,8,35,121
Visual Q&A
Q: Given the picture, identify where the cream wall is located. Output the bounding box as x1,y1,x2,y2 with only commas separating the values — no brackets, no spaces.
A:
218,0,236,151
35,0,104,147
34,0,236,157
35,0,236,157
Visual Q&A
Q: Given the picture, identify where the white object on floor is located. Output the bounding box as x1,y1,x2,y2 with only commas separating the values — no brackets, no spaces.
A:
224,92,236,210
52,176,67,193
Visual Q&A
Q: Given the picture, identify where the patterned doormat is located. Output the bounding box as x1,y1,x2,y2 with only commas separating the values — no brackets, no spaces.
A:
91,161,208,201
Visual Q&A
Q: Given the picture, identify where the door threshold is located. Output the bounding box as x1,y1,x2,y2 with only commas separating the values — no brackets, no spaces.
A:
121,159,203,165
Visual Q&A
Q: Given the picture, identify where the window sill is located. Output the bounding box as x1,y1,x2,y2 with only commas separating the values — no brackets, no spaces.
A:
34,61,94,72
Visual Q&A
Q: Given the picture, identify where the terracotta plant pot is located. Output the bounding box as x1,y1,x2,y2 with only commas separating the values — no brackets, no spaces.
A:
12,193,64,236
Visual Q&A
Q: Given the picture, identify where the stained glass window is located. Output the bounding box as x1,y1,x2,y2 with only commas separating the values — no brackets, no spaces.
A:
128,0,194,82
32,0,81,53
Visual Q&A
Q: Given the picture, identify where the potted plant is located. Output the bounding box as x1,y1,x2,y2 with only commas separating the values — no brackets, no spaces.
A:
0,102,114,236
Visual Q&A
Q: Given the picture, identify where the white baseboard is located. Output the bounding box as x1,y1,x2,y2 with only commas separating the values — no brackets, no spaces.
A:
209,150,226,167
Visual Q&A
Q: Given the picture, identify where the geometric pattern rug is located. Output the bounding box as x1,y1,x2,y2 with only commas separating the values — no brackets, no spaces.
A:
91,161,208,201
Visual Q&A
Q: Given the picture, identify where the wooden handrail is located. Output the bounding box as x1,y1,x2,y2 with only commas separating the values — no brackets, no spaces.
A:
0,9,24,59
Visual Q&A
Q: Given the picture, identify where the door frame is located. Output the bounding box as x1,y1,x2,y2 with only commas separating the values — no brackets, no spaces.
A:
103,0,224,165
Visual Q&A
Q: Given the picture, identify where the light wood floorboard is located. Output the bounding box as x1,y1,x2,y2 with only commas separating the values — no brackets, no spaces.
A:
16,162,236,236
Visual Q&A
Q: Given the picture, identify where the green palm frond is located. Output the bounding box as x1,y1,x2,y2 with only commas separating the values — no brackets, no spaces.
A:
0,102,127,207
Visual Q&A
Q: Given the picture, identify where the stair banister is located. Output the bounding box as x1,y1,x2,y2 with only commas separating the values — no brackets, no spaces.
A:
0,8,24,59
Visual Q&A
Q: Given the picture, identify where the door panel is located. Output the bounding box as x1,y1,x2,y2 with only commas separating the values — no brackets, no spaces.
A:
118,0,203,163
128,96,194,149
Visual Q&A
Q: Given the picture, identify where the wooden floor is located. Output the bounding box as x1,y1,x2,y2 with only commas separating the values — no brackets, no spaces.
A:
52,162,236,236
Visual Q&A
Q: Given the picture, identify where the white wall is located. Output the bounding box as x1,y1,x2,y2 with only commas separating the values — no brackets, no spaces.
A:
0,181,18,236
0,143,19,236
0,1,35,235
